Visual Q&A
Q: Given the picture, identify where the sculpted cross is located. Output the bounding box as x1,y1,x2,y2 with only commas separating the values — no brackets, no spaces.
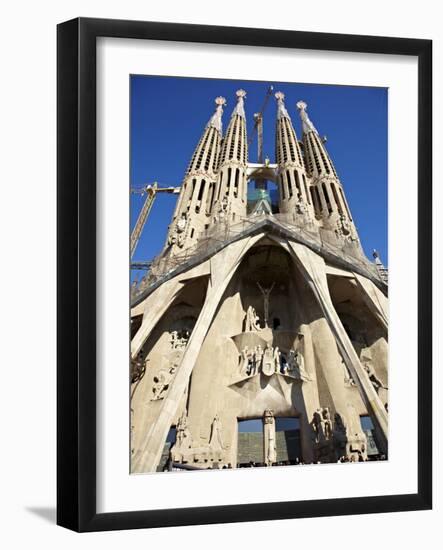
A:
256,282,275,328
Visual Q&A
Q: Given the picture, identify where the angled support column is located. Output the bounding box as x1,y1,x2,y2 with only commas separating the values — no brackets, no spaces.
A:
354,272,388,333
131,261,210,359
287,241,388,454
132,234,264,472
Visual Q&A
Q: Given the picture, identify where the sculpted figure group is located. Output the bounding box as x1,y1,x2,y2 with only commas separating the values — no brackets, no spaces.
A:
240,344,308,380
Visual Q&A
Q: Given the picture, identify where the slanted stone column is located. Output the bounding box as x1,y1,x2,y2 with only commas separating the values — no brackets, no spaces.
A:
288,241,388,454
132,233,265,472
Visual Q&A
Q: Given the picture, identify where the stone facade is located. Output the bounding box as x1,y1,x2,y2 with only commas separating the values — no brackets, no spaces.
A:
130,91,388,473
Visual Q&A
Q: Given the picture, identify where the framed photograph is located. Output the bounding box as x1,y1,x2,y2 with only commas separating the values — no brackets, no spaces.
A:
57,17,432,532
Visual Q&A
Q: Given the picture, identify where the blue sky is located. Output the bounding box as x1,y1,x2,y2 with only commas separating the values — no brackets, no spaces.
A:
130,75,387,279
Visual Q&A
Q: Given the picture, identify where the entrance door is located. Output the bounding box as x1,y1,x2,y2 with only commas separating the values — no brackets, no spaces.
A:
275,417,301,463
237,419,264,466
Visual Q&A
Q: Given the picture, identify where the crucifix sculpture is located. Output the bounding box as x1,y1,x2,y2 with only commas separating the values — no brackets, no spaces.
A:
256,282,275,328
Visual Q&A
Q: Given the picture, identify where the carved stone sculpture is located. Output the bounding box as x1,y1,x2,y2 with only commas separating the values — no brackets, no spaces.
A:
256,281,275,328
263,409,277,466
151,365,177,401
362,359,386,393
244,305,261,332
311,407,333,443
240,346,254,375
286,349,310,381
335,214,358,243
340,358,356,386
273,346,281,373
262,343,275,376
168,212,188,247
171,328,191,350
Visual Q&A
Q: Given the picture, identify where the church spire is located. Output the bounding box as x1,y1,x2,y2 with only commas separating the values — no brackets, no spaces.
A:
208,96,226,133
296,100,359,244
210,90,248,221
167,96,226,252
274,92,314,221
232,88,246,118
296,100,318,134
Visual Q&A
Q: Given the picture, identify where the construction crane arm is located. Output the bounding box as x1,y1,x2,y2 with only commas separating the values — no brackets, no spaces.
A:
130,182,180,258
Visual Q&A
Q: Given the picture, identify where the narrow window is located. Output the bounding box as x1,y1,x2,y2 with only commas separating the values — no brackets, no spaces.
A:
322,182,333,214
294,170,301,198
288,171,294,198
234,168,239,198
330,182,343,215
302,174,310,204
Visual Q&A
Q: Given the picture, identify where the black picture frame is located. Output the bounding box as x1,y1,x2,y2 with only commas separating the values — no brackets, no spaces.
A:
57,17,432,532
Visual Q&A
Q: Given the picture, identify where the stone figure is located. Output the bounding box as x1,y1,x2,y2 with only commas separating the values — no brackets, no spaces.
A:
151,365,177,401
131,356,146,384
311,407,333,443
262,344,275,376
335,214,357,243
334,412,347,435
286,349,310,380
240,346,254,375
322,408,333,440
263,409,277,466
208,415,225,453
244,305,260,332
254,345,263,374
168,212,188,247
256,281,275,328
311,410,323,444
295,201,307,215
363,360,386,393
273,346,281,373
175,412,192,450
341,358,355,386
214,196,229,224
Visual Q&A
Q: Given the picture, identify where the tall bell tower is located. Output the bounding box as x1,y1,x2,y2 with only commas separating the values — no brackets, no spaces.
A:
167,96,226,253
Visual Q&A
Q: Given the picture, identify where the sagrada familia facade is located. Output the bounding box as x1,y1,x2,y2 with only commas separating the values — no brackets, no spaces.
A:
130,89,389,473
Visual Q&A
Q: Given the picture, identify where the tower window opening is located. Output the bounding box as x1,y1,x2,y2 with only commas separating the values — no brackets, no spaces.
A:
226,167,232,196
237,124,243,160
195,179,206,213
322,182,333,214
312,186,322,218
206,181,214,213
302,174,311,204
280,175,286,200
190,228,195,239
217,172,224,201
288,171,294,198
234,168,239,198
294,170,302,198
330,182,343,215
204,132,216,171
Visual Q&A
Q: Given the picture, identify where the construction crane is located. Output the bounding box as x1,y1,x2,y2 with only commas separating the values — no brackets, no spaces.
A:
248,85,274,164
130,182,180,258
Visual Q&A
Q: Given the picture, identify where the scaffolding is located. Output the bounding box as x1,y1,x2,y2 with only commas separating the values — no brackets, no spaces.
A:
131,212,385,304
